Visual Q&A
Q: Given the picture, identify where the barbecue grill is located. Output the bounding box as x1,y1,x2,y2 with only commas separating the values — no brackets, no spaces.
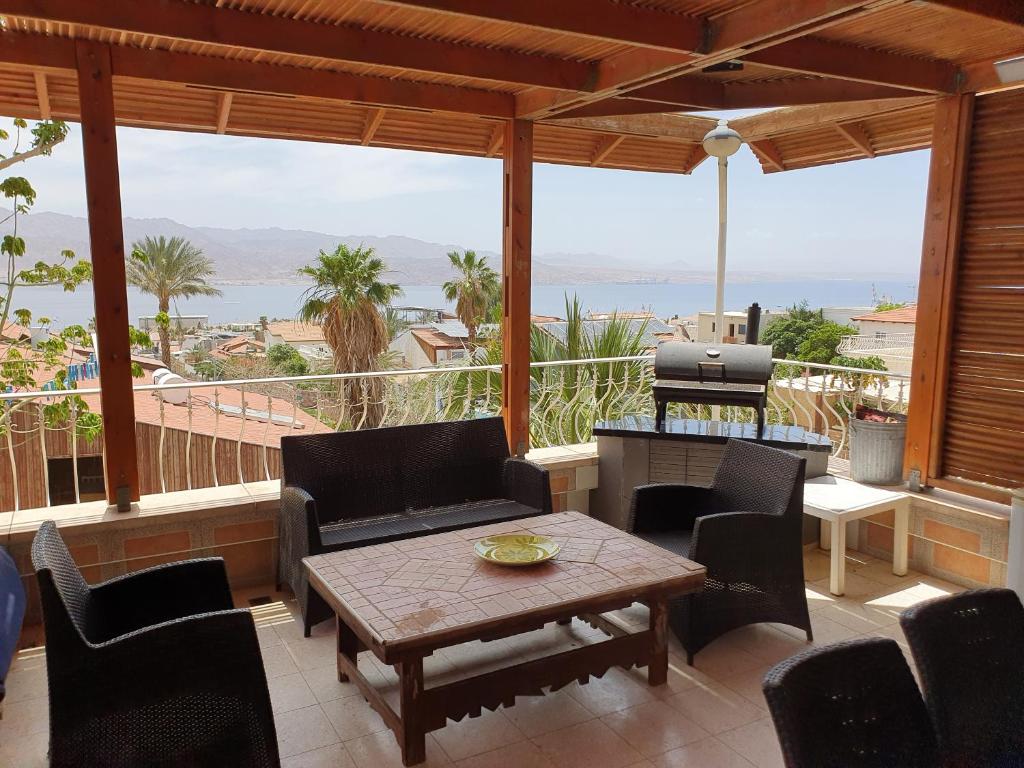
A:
652,342,774,435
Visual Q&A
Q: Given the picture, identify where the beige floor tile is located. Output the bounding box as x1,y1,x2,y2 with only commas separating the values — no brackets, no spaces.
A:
301,659,385,704
500,688,594,737
811,571,887,600
269,672,319,715
691,638,764,679
532,719,644,768
0,728,49,768
717,718,785,768
260,642,301,679
566,667,657,716
455,740,556,768
601,700,709,758
665,682,763,735
850,558,923,587
256,624,285,649
344,731,451,768
321,692,389,742
815,598,899,633
0,694,48,740
802,550,832,581
654,737,755,768
275,704,340,759
776,614,858,647
738,626,812,666
276,615,335,644
2,661,47,704
439,638,515,675
281,743,357,768
433,709,525,762
285,633,339,672
717,665,773,712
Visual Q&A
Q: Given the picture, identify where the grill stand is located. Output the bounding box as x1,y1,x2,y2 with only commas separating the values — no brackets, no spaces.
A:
652,381,767,438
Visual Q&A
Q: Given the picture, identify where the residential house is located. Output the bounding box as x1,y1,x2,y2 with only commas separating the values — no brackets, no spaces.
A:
259,319,331,363
696,308,786,343
138,314,209,332
838,305,917,374
390,321,471,368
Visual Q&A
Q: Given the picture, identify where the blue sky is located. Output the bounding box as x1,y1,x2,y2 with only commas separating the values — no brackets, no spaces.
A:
15,119,929,276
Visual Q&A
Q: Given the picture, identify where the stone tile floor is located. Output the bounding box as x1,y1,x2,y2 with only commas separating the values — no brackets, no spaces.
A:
1,549,964,768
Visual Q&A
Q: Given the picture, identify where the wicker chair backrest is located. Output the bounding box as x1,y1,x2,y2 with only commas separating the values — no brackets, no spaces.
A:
763,637,937,768
282,417,511,523
900,588,1024,765
31,520,96,645
711,439,804,517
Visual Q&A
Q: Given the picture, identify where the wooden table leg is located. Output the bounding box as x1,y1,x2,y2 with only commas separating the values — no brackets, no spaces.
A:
648,599,668,686
398,658,426,766
337,615,359,683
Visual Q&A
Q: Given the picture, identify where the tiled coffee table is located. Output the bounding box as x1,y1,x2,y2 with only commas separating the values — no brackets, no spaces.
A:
305,510,705,766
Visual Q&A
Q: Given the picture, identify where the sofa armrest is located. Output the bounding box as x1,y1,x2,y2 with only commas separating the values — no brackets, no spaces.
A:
629,483,717,534
90,558,233,640
503,458,552,513
281,485,322,555
691,511,793,575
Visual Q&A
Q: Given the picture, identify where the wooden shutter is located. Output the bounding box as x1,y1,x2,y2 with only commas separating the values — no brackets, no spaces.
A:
940,89,1024,492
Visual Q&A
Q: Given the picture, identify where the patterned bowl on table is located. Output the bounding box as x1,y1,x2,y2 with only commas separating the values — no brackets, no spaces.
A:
474,535,560,566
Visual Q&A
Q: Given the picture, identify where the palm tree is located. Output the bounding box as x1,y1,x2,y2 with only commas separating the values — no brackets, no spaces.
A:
297,243,401,429
442,249,500,343
126,236,221,366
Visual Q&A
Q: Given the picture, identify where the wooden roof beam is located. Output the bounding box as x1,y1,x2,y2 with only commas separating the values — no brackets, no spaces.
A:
920,0,1024,26
834,121,876,157
361,108,386,145
721,78,917,109
485,123,504,157
33,71,51,119
682,145,709,174
215,92,233,134
749,140,787,172
590,134,626,166
370,0,706,53
547,114,717,143
744,37,958,94
551,98,700,120
730,96,934,139
0,0,594,92
0,32,515,117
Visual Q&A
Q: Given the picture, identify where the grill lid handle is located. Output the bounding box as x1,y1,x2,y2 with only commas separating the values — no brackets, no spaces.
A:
697,361,725,379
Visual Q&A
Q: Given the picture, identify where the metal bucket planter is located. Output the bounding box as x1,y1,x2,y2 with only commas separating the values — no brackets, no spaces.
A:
850,415,907,485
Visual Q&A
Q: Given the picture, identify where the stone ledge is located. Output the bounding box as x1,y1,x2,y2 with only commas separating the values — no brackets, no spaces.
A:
3,444,598,545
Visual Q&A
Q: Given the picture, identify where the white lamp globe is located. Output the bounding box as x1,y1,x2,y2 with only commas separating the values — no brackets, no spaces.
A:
702,119,743,158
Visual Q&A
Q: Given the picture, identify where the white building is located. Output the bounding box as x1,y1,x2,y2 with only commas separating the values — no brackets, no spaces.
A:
696,308,787,343
837,305,917,374
389,321,471,368
138,314,208,332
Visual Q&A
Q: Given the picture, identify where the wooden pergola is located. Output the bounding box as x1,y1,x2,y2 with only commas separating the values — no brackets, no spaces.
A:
0,0,1021,505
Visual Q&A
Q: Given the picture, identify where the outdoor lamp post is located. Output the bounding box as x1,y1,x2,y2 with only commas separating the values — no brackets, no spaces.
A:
702,119,743,346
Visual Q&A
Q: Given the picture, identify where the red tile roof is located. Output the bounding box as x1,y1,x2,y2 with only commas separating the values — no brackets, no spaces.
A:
851,305,917,324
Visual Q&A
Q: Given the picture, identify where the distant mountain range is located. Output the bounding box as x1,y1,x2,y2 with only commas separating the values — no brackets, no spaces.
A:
8,209,908,286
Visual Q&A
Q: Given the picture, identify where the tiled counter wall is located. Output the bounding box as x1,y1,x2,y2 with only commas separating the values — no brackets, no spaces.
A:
854,491,1009,588
6,444,600,637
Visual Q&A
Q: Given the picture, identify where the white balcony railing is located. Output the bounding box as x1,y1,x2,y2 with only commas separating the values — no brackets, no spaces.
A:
0,356,908,512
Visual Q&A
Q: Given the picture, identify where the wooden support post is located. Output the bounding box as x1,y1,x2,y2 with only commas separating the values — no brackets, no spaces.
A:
501,119,533,457
904,93,974,489
75,40,140,508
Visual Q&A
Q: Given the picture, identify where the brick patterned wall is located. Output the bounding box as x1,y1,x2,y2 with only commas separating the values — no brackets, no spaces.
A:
855,492,1008,588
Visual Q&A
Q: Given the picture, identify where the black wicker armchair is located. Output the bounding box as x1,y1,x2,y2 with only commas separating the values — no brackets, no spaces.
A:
900,588,1024,768
763,637,938,768
279,416,551,635
32,520,280,768
629,438,811,663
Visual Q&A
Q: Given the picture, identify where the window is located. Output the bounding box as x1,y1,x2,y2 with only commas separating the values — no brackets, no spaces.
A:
738,323,747,335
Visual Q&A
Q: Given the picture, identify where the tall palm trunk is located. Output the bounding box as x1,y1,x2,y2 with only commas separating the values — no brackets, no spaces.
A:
158,296,171,367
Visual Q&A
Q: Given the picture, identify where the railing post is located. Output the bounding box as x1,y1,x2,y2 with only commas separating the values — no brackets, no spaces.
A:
904,93,974,490
75,40,140,509
502,119,533,457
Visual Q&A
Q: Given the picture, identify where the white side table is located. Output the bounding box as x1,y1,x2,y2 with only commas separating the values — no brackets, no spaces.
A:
803,475,910,596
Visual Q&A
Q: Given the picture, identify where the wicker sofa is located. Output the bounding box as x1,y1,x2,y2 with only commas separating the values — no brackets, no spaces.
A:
279,417,552,635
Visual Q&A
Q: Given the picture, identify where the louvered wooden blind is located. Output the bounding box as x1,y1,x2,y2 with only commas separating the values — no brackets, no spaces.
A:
940,89,1024,491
